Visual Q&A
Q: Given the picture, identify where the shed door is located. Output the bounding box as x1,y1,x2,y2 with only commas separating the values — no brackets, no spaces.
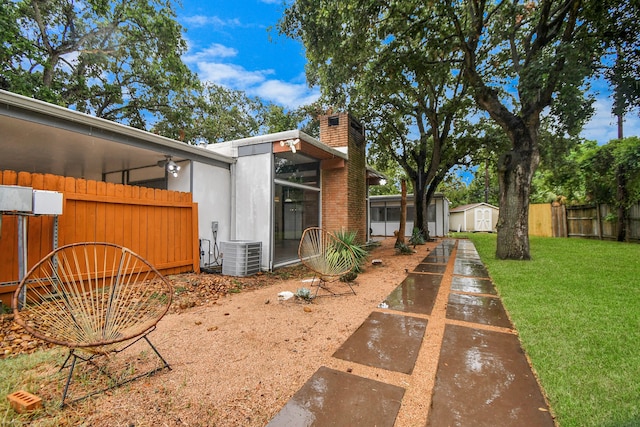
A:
475,208,492,231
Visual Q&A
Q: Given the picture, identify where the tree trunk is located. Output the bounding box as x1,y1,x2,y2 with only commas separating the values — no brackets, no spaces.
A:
616,164,627,242
495,143,539,260
413,175,428,240
396,179,407,247
484,158,490,204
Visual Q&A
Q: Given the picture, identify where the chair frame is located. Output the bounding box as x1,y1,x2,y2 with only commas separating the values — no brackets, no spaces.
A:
12,242,173,407
298,227,358,297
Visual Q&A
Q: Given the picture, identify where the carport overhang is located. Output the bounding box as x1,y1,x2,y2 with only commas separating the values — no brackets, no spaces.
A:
0,90,233,181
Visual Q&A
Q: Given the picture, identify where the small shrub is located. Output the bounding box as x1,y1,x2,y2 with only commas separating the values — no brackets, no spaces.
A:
295,287,314,301
332,229,368,273
409,227,425,246
395,243,414,255
340,271,358,282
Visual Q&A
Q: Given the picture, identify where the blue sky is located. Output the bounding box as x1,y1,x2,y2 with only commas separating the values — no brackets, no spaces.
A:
176,0,639,145
178,0,319,109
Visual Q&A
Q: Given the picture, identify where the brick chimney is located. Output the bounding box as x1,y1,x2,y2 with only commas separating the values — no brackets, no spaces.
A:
319,113,367,243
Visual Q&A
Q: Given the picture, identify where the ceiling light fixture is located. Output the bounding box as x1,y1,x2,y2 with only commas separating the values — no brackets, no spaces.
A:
157,155,181,178
280,138,300,154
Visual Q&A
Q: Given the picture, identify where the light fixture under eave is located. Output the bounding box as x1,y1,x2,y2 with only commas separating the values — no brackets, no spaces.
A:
157,155,181,178
280,138,300,153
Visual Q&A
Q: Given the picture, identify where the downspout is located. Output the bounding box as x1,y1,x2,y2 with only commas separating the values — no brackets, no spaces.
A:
189,160,194,194
230,162,237,240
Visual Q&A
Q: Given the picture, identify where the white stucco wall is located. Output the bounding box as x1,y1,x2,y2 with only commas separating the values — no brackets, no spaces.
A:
231,151,272,270
176,162,233,270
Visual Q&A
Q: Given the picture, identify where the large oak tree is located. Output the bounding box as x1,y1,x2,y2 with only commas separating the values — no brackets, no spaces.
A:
1,0,196,129
280,0,478,239
284,0,636,258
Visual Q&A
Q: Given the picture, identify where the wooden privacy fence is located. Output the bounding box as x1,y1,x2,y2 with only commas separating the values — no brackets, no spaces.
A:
0,170,199,306
565,203,640,241
528,201,640,241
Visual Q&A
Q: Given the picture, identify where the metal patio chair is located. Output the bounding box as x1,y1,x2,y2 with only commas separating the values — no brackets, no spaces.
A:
298,227,357,297
12,242,173,407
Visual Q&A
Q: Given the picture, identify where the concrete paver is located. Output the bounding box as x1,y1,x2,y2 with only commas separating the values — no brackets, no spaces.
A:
427,324,554,426
446,293,512,328
267,239,554,426
381,273,441,315
450,276,496,295
266,366,405,427
333,311,428,374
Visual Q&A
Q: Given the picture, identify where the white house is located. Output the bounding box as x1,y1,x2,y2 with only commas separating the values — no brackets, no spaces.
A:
0,90,383,276
369,193,449,238
449,202,499,232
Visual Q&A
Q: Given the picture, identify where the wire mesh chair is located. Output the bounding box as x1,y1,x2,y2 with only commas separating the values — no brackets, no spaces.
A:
12,242,173,407
298,227,357,297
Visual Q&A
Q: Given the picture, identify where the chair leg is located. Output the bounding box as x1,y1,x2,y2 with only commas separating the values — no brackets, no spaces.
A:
313,277,357,297
144,335,171,371
58,333,170,407
60,350,78,408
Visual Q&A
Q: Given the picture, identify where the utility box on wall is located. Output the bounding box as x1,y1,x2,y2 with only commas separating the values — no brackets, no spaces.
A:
221,241,262,277
32,190,63,215
0,185,33,212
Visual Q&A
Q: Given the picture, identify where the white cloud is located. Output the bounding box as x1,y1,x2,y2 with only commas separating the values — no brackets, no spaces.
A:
251,79,319,109
183,43,238,63
184,42,318,109
581,98,640,144
197,62,271,88
182,15,241,28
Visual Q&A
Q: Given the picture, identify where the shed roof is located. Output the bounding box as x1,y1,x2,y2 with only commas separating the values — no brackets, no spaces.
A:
450,202,499,213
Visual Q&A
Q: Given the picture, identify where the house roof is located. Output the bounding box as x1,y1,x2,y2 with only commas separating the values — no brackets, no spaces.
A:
207,128,386,184
369,193,447,203
450,202,499,213
1,89,386,185
208,129,349,161
0,90,233,179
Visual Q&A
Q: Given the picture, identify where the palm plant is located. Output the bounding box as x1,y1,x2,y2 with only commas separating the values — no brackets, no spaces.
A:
331,229,368,277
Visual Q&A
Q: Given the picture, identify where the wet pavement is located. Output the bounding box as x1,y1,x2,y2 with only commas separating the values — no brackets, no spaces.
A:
267,239,554,427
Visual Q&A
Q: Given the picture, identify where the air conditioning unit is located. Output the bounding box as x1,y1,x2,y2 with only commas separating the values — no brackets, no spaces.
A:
221,241,262,277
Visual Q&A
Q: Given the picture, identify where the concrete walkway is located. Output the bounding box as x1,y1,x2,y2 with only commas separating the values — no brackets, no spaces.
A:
267,239,555,426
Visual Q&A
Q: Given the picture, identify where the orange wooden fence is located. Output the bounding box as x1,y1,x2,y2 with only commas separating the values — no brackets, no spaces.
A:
0,170,199,306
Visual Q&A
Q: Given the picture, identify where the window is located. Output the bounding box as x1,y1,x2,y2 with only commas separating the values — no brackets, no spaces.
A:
386,207,401,221
427,204,436,222
274,153,319,187
371,207,385,222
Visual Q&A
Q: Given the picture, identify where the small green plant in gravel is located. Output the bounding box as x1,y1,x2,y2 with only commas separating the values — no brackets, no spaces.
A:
332,229,368,274
395,242,414,255
409,227,425,246
228,281,243,294
295,287,314,302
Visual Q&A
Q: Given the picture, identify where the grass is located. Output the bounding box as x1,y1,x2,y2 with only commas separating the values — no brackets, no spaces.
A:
0,348,90,426
461,233,640,427
1,341,168,425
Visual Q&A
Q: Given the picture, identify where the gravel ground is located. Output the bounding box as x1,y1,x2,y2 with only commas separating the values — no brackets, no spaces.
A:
3,237,439,426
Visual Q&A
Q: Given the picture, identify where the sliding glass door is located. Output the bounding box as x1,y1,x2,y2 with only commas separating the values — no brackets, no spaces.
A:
273,152,320,265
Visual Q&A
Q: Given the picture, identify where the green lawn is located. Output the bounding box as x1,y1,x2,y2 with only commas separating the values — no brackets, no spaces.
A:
462,233,640,427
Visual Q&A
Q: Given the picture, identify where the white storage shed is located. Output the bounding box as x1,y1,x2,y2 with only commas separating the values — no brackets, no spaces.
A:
449,202,499,232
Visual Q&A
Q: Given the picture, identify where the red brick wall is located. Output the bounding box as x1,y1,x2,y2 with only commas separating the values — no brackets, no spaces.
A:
319,113,367,243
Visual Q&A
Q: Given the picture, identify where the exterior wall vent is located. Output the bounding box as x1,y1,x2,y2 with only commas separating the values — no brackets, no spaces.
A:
221,241,262,276
328,115,340,126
